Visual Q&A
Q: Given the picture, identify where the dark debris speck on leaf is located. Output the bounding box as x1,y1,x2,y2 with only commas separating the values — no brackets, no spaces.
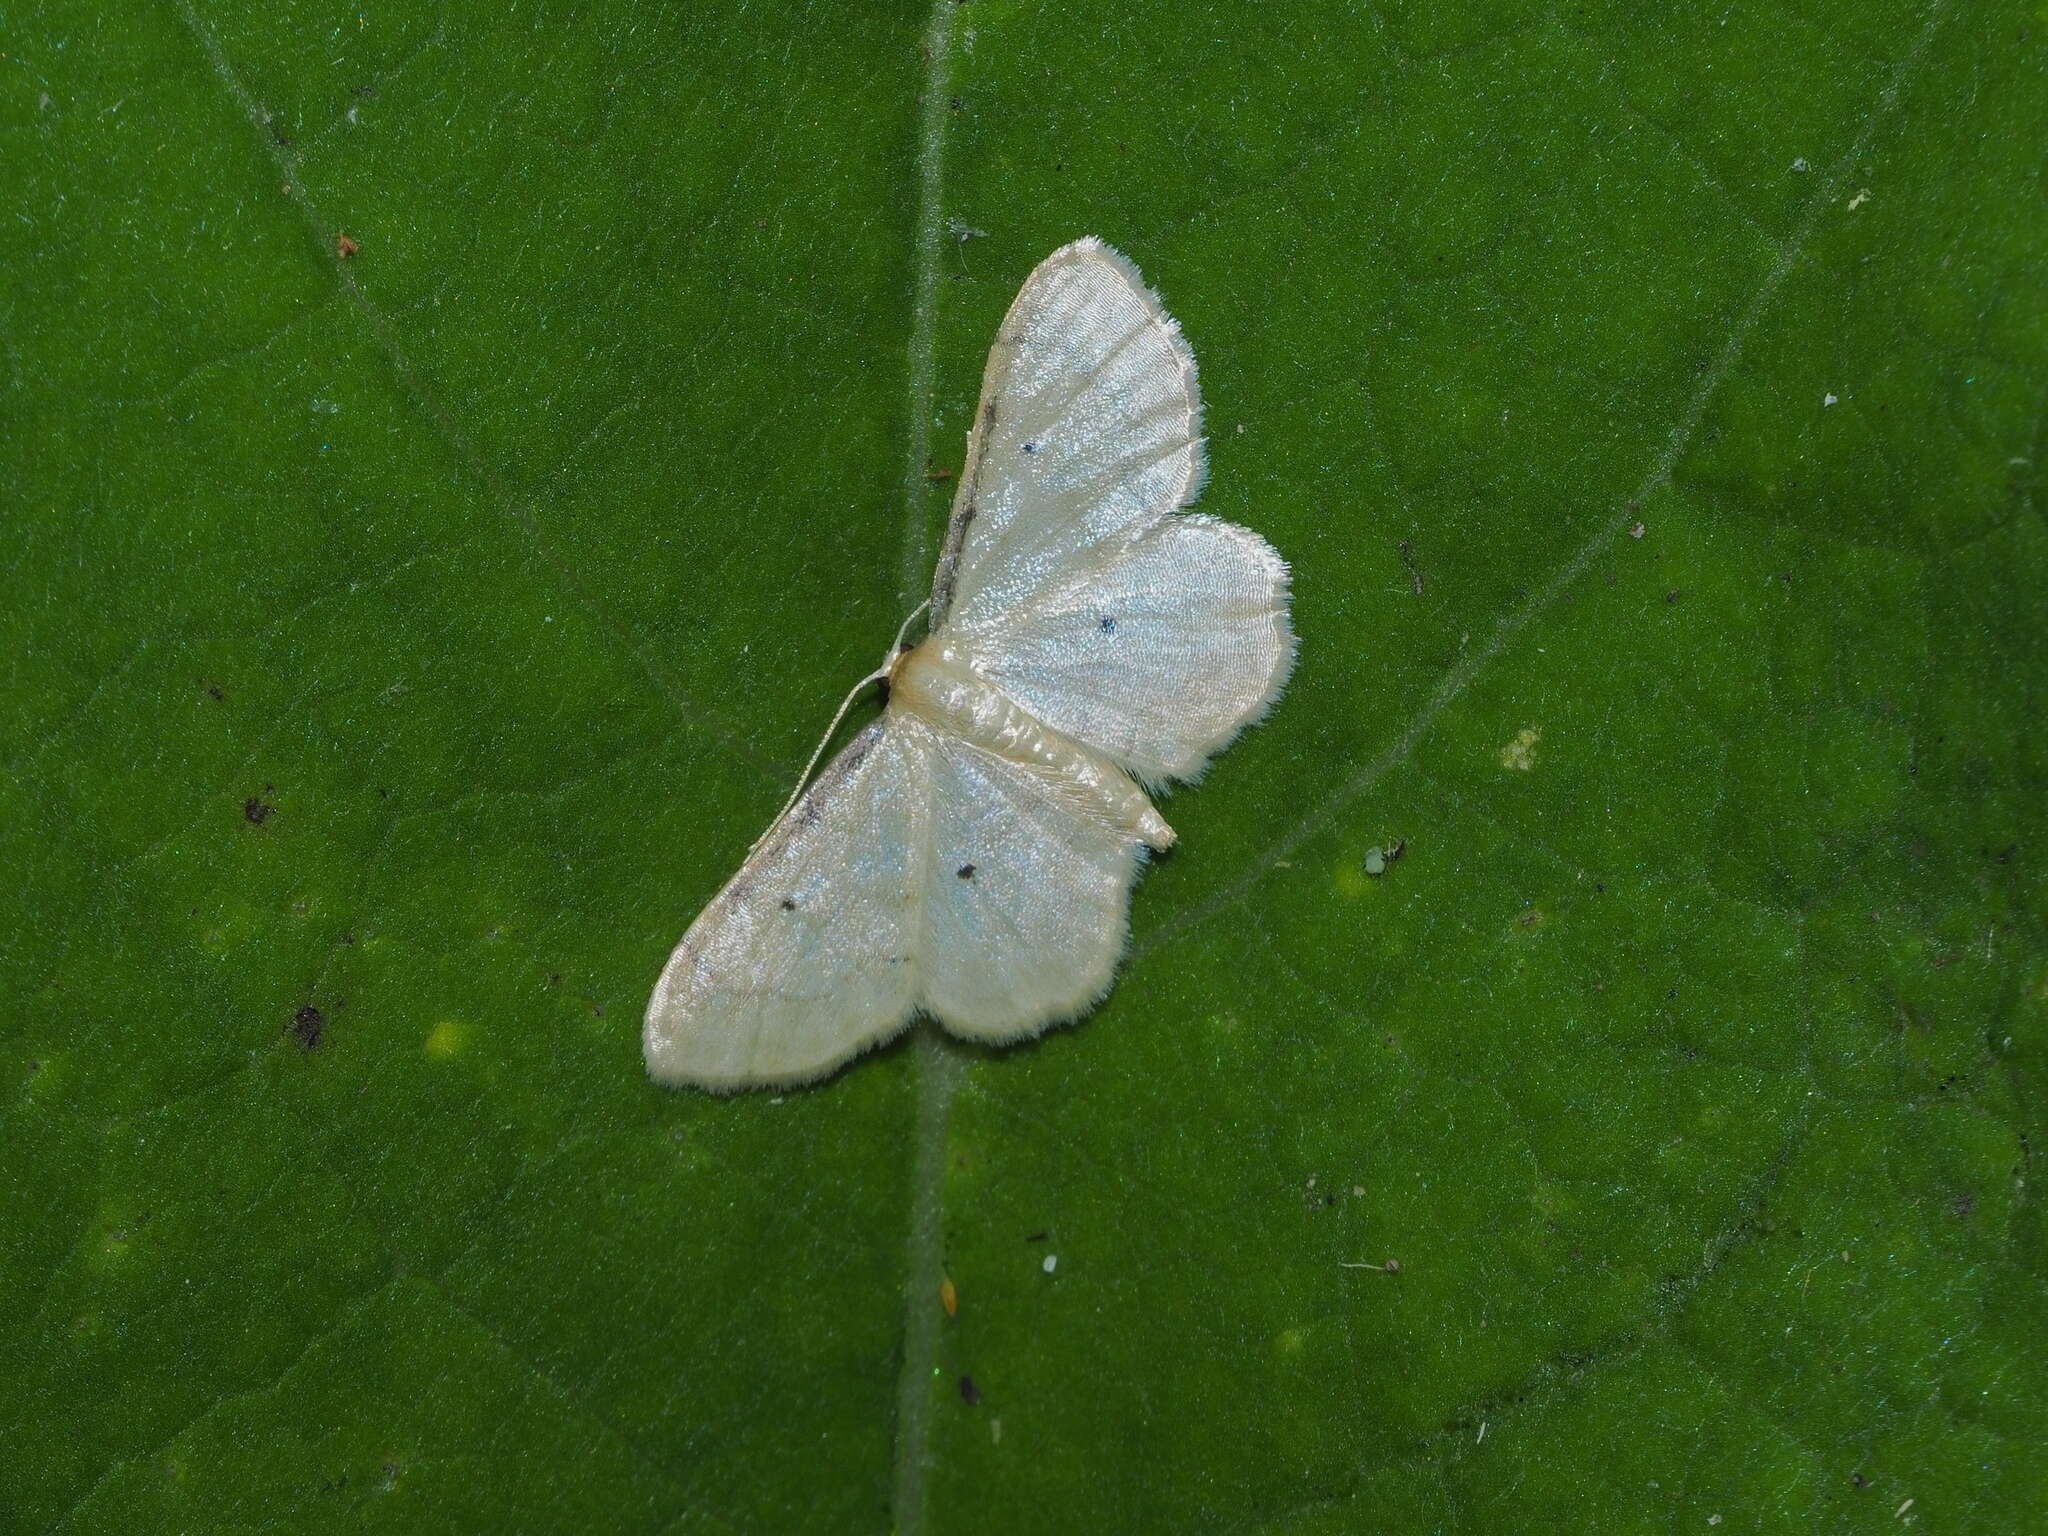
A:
289,1005,324,1049
958,1375,981,1406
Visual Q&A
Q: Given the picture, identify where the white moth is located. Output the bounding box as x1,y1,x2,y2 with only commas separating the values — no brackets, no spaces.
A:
644,237,1294,1091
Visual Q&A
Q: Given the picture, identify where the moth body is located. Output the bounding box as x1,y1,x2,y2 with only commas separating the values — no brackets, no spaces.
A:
890,638,1176,851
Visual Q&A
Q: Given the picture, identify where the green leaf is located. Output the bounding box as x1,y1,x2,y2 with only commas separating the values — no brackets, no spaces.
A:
5,1,2043,1531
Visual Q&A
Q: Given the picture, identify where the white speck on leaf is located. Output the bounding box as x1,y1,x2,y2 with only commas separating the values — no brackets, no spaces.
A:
1499,726,1540,772
1042,1254,1058,1275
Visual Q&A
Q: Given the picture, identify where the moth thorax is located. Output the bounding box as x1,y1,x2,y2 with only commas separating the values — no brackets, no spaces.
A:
889,639,1018,744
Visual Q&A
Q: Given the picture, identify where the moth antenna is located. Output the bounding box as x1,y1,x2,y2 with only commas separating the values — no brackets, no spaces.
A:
750,674,881,854
750,601,933,855
883,598,932,667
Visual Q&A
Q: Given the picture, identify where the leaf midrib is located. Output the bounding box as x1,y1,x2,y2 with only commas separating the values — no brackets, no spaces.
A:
887,4,967,1532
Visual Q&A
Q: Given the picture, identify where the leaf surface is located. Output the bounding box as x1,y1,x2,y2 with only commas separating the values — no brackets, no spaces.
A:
3,2,2043,1531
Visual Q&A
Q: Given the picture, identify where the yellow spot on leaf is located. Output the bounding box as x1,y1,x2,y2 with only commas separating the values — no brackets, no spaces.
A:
1275,1325,1310,1356
1499,726,1541,771
939,1276,958,1317
426,1019,467,1058
87,1199,137,1269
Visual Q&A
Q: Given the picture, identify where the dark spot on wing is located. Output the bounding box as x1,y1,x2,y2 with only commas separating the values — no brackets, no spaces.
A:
1098,615,1116,634
839,730,877,772
981,398,999,428
780,898,797,911
1022,440,1038,454
957,863,975,879
288,1005,324,1049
